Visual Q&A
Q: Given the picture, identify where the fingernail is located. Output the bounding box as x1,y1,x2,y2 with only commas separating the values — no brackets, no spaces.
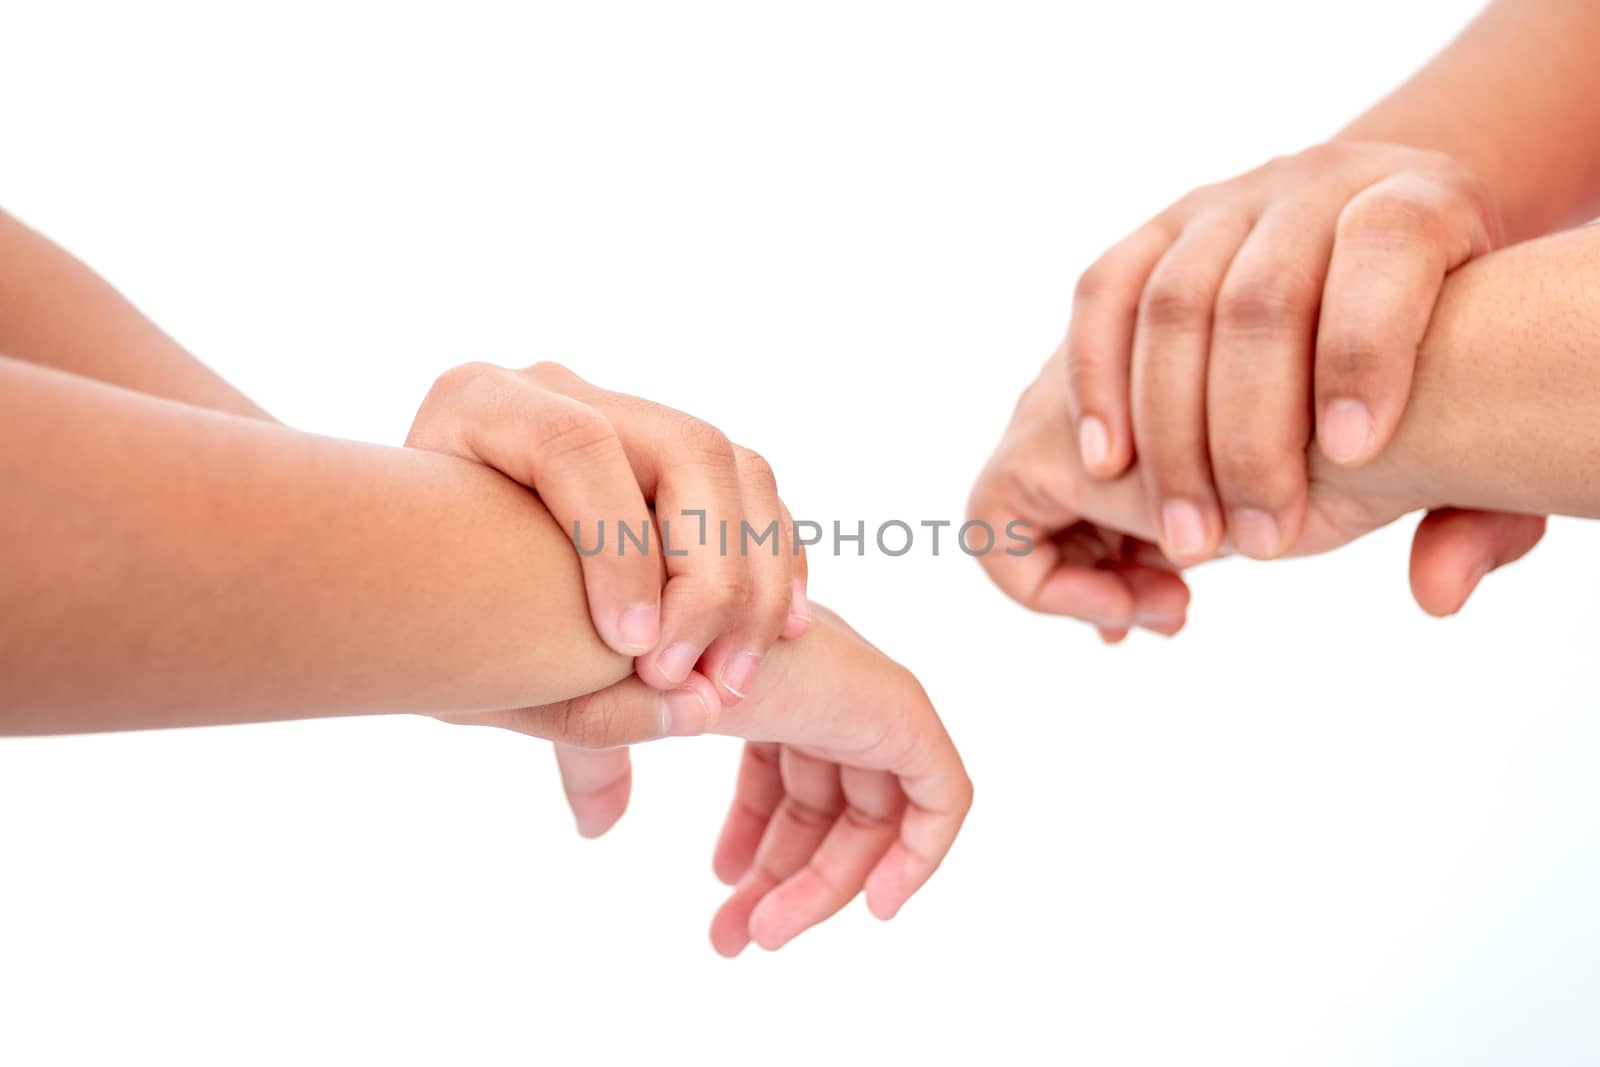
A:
720,651,762,699
787,578,811,631
1320,399,1374,464
663,684,711,737
617,603,659,654
1229,508,1280,559
656,642,701,685
1160,499,1207,560
1079,416,1109,471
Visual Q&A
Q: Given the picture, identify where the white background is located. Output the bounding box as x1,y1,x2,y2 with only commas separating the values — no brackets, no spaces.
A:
3,1,1596,1063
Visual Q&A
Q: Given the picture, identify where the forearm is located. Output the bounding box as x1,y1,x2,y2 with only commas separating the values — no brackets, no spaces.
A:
0,356,631,734
0,210,272,421
1325,224,1600,517
1338,0,1600,241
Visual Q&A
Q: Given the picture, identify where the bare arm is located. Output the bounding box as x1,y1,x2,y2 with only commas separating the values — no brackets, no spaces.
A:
0,355,631,733
0,210,272,420
1319,223,1600,518
1340,0,1600,241
969,224,1600,620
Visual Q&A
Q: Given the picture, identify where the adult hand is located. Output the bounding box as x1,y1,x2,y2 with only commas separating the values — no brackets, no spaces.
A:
407,360,810,835
1057,140,1543,575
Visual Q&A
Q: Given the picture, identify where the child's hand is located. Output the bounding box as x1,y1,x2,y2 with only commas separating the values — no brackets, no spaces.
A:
1063,141,1504,563
442,603,973,955
408,360,810,834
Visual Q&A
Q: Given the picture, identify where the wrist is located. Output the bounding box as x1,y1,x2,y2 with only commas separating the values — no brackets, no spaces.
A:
1315,227,1600,520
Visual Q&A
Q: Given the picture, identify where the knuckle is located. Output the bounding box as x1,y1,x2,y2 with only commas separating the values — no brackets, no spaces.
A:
523,360,578,386
1072,260,1114,302
555,693,627,749
709,571,754,614
1215,268,1316,335
783,794,839,831
675,415,736,465
1317,324,1390,377
1294,140,1347,172
1213,442,1297,504
735,447,778,494
1144,448,1206,497
1173,183,1222,214
1139,274,1211,331
431,360,501,397
999,456,1080,519
1009,377,1041,418
530,404,618,462
1133,410,1206,482
1065,343,1112,406
1338,185,1446,244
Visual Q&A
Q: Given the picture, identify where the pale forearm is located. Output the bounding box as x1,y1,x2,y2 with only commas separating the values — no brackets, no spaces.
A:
0,356,630,733
1338,0,1600,241
0,210,272,420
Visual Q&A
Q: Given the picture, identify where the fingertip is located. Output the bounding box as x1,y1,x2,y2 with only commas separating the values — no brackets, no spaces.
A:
1134,614,1185,638
1078,415,1119,478
710,902,752,958
748,912,792,952
1158,498,1220,565
663,671,720,736
864,873,905,921
712,854,745,887
1228,508,1283,561
613,601,660,656
1318,398,1376,466
710,929,748,959
715,650,763,705
781,577,812,639
1409,508,1545,619
574,811,620,839
1032,566,1136,625
713,902,755,959
644,641,703,689
570,789,628,838
1414,557,1489,618
1113,559,1192,636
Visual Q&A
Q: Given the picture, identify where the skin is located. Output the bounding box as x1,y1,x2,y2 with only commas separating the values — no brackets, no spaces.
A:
458,604,972,956
3,199,812,831
970,224,1600,617
0,353,642,727
409,360,812,695
0,207,808,829
0,210,971,952
1051,0,1600,623
406,358,812,836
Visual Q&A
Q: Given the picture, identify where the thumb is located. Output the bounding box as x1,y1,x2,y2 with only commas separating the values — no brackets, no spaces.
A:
1409,508,1546,617
444,671,720,748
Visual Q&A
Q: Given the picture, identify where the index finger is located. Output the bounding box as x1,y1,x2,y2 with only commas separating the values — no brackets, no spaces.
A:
966,460,1138,626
